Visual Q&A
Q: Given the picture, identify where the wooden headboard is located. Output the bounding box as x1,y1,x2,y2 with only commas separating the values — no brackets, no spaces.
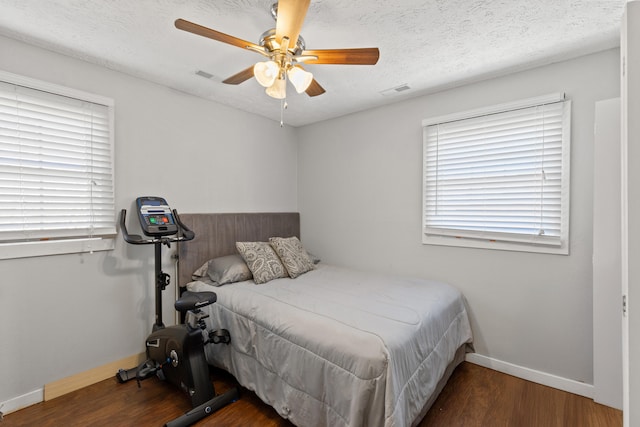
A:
177,212,300,287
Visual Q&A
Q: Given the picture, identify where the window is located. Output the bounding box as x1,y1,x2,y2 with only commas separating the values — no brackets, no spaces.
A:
0,70,115,259
422,93,571,254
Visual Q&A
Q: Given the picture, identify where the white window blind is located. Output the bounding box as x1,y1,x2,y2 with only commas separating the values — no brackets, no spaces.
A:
0,77,115,243
422,94,571,253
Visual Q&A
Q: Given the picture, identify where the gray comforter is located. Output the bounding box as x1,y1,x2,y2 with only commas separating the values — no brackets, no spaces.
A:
187,264,472,427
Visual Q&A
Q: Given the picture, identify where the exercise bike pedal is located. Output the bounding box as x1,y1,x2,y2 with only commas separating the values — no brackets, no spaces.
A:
207,329,231,345
116,368,135,383
116,360,159,383
137,360,161,380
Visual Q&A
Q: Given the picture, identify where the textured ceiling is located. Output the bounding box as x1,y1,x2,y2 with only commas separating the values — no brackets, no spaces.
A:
0,0,627,127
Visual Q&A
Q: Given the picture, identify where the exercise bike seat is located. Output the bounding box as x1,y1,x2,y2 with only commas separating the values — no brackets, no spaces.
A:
175,291,217,313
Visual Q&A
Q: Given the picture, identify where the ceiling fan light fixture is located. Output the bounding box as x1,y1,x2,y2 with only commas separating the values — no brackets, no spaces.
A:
175,0,379,107
266,77,287,99
254,60,279,87
287,66,313,93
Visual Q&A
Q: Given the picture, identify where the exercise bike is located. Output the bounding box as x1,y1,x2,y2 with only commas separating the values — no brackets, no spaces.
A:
117,196,239,427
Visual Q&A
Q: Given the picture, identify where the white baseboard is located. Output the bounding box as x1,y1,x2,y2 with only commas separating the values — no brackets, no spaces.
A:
1,388,43,416
1,352,145,416
465,353,594,399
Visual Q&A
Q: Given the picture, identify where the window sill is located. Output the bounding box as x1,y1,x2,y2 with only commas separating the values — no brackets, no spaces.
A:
0,237,115,260
422,234,569,255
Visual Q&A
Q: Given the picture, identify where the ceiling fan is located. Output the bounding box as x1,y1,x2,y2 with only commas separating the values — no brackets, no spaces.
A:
175,0,380,100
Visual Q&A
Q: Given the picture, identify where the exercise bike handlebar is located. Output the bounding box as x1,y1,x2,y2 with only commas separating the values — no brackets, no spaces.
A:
119,208,195,245
172,208,195,241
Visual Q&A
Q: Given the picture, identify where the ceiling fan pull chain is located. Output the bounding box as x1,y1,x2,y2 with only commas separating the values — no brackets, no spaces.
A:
280,98,288,127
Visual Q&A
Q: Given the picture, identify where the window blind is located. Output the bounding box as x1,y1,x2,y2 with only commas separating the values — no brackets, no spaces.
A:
0,80,115,242
423,98,570,247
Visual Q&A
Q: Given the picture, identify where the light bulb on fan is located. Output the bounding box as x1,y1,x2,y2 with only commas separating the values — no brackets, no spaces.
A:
287,66,313,93
253,61,279,87
266,77,287,99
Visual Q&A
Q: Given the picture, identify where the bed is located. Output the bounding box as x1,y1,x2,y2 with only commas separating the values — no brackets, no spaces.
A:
177,212,473,427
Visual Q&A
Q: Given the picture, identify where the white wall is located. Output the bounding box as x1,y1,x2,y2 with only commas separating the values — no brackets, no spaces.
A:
298,49,620,387
0,35,298,406
0,32,624,411
593,98,622,409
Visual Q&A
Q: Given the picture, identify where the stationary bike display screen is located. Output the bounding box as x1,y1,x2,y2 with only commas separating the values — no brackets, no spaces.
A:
136,196,179,237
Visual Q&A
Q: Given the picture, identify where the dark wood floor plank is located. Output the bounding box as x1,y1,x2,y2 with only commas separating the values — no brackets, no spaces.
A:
419,363,622,427
4,363,621,427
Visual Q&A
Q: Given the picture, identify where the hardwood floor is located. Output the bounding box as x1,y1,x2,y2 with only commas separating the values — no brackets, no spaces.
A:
419,363,622,427
3,362,621,427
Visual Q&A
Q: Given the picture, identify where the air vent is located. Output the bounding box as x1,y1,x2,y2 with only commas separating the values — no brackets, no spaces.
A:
195,70,214,79
380,84,411,96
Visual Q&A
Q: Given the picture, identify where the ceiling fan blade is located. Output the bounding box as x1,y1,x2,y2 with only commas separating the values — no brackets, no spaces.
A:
301,48,380,65
175,18,263,52
222,66,255,85
305,79,326,97
275,0,310,47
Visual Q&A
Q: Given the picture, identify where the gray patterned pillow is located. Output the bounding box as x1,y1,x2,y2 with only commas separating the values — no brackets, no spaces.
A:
269,236,315,279
236,241,288,284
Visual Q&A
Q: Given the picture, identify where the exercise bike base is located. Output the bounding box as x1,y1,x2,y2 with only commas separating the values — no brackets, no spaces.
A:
165,387,240,427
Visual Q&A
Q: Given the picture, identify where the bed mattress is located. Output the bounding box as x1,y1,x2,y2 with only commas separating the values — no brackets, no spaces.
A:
187,264,472,427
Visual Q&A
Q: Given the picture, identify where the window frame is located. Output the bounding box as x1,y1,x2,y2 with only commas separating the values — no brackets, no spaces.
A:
0,70,115,259
421,93,571,255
